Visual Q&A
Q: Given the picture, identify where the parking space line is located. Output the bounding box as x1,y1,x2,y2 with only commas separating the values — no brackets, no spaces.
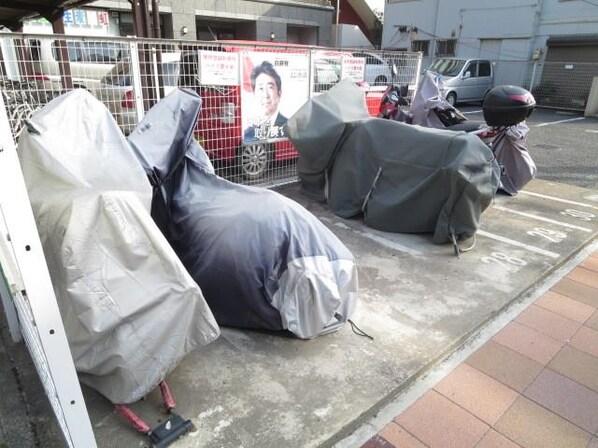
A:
476,230,560,259
519,190,598,210
492,205,592,232
324,217,424,256
534,117,586,127
354,230,423,256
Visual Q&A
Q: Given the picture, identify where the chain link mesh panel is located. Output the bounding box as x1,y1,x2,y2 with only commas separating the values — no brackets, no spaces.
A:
1,33,422,188
491,59,597,111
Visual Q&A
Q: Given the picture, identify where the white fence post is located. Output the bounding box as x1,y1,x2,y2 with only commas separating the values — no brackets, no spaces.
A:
0,93,97,448
130,41,145,123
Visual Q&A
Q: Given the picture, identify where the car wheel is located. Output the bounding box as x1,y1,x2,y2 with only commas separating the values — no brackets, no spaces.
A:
446,92,457,106
238,143,271,180
375,75,387,86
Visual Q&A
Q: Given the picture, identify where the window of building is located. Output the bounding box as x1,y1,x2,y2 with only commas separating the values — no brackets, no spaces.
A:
435,39,456,57
411,39,429,56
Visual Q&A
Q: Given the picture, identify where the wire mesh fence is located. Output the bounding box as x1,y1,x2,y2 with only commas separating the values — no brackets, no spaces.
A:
492,59,598,111
528,61,598,111
1,33,421,187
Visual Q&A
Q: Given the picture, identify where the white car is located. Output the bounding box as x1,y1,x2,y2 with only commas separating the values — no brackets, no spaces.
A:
95,52,181,134
26,38,126,93
352,51,393,86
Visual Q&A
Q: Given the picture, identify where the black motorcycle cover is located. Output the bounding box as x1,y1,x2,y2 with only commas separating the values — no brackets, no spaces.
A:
285,79,500,244
128,89,358,339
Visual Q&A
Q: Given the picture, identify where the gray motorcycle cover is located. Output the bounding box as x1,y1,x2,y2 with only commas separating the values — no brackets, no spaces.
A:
285,79,500,243
410,71,454,128
17,90,220,404
127,89,357,339
493,123,536,195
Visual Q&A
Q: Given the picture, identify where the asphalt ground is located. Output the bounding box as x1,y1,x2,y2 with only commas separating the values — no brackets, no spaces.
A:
460,105,598,190
1,108,597,448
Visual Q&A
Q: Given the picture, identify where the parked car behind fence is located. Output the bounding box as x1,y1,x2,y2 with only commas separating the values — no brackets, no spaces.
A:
27,38,127,93
426,57,494,105
96,52,181,135
352,51,393,86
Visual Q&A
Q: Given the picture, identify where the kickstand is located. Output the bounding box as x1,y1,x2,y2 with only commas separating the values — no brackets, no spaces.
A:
115,381,196,448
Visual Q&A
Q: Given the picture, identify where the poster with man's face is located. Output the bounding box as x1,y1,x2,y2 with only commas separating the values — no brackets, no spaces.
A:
241,52,310,143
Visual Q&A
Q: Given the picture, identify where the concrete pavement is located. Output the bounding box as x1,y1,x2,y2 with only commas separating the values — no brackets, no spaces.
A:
1,178,598,448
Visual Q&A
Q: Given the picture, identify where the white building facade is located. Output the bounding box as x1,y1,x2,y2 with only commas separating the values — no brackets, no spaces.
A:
382,0,598,108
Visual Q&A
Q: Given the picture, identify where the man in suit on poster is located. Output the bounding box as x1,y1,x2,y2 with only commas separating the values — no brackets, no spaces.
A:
244,61,288,142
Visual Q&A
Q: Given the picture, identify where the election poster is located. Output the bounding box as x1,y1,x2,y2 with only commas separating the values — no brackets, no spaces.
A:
341,55,366,83
241,51,310,142
198,50,239,86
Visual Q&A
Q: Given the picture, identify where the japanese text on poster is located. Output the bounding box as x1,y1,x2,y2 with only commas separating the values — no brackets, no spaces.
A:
198,51,239,86
341,56,366,82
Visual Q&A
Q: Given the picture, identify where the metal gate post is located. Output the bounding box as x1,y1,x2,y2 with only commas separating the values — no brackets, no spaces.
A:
129,41,145,123
0,92,97,447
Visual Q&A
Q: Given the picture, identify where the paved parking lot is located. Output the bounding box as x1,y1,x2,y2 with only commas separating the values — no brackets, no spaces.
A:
2,108,598,448
461,105,598,189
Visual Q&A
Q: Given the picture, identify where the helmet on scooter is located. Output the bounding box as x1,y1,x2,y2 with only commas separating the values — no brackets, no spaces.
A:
482,85,535,127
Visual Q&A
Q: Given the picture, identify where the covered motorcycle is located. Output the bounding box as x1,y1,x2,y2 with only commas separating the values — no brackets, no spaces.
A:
285,79,500,245
410,71,459,128
127,89,357,339
17,90,220,404
492,123,537,195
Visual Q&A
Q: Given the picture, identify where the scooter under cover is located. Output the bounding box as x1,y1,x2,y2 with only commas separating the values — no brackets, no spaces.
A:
285,79,500,244
128,89,358,339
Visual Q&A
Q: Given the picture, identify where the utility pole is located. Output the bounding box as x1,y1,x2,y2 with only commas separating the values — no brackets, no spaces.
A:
335,0,340,47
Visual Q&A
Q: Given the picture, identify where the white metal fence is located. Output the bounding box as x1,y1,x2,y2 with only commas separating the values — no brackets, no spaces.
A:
0,33,422,187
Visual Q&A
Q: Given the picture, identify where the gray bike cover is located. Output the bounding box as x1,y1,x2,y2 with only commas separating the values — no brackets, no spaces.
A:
285,79,500,244
17,90,220,404
127,89,357,339
493,123,536,195
410,71,453,128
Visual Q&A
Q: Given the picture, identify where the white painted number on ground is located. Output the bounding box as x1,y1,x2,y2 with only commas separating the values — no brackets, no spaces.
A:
527,227,567,243
560,209,595,221
481,252,527,267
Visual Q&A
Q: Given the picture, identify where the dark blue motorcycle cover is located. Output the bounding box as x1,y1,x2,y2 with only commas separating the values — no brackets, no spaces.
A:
128,89,358,339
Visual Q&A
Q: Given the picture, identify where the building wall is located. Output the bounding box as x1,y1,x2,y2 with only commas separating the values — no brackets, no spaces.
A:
92,0,334,45
383,0,598,65
339,0,371,39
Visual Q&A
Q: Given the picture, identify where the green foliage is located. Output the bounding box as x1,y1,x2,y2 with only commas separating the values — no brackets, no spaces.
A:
371,9,383,49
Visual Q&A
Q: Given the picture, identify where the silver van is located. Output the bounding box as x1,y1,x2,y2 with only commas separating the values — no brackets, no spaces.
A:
27,38,126,94
427,58,493,105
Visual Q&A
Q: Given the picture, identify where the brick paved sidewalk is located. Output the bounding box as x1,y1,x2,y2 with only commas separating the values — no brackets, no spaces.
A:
362,250,598,448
